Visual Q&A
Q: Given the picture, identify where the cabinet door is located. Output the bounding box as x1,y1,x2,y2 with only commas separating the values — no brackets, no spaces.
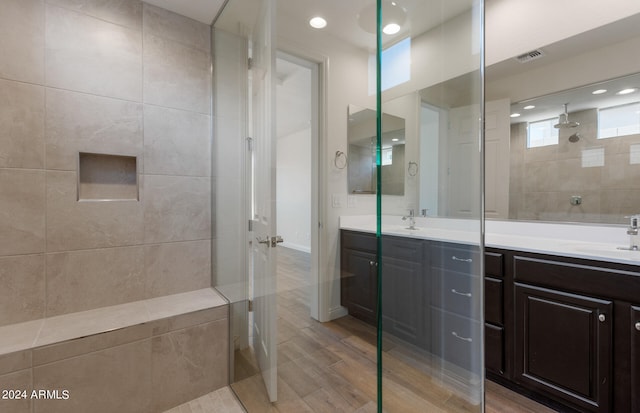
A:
341,248,377,325
632,306,640,413
381,256,425,346
515,283,612,413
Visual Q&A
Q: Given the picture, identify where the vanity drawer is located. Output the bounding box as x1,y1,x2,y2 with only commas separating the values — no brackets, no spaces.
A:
485,251,504,278
431,307,481,373
431,268,481,318
341,230,377,253
382,236,423,262
431,242,480,274
485,276,504,325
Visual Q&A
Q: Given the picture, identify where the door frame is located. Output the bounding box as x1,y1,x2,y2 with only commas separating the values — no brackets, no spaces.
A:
276,44,329,321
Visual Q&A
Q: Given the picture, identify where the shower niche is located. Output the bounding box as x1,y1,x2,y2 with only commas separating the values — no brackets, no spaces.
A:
78,152,139,201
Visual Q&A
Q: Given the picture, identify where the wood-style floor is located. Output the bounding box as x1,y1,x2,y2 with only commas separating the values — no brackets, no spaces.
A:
230,247,557,413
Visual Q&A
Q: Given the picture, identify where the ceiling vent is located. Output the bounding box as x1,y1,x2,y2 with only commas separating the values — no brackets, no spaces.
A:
515,49,545,63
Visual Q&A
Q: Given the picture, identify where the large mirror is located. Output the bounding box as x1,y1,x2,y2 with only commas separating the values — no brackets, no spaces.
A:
404,11,640,224
347,104,406,195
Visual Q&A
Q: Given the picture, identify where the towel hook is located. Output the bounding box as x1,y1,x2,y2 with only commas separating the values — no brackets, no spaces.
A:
408,161,418,176
334,150,348,169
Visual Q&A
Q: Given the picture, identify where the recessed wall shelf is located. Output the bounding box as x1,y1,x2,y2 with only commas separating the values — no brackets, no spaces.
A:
78,152,138,201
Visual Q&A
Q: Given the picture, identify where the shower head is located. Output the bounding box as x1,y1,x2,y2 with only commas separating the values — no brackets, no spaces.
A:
554,103,580,129
568,133,580,143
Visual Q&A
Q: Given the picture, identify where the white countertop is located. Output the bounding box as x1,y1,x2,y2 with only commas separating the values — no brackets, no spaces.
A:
339,215,640,266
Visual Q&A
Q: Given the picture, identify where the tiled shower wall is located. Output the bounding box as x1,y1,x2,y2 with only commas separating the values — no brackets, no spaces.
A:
0,0,212,326
509,108,640,223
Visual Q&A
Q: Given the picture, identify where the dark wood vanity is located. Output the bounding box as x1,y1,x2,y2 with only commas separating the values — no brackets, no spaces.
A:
340,229,640,413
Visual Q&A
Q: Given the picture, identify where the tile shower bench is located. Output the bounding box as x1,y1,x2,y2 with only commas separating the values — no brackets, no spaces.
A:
0,288,229,413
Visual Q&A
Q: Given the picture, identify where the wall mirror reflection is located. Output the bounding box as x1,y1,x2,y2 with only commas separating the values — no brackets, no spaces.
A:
347,104,406,195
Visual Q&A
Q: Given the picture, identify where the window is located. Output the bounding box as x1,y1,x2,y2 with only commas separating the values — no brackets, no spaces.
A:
381,147,393,165
598,102,640,139
368,37,411,94
527,118,559,148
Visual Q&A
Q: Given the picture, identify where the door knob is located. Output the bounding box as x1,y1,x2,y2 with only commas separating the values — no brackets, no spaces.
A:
256,236,270,245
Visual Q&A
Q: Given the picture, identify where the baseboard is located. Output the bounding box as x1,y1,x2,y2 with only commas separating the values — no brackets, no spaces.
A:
328,305,348,321
280,241,311,253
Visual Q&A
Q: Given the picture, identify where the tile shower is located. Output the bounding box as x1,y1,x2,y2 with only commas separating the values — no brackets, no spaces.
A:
0,1,226,412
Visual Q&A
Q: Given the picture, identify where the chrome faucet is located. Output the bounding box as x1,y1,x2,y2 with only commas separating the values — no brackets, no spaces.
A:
402,209,416,230
627,215,640,251
619,215,640,251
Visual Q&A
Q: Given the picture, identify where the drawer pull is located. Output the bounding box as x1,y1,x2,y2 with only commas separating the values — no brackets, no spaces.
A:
635,322,640,331
452,255,473,263
451,331,473,343
451,288,472,297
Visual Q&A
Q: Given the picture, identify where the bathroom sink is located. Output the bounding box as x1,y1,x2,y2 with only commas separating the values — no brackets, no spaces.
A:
560,242,640,258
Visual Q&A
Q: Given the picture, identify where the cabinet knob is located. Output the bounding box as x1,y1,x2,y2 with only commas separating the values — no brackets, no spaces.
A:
598,314,606,322
369,261,378,267
635,322,640,331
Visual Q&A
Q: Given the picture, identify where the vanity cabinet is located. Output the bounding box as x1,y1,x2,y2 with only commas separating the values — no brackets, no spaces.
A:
340,230,428,346
340,231,378,325
380,236,428,346
486,250,640,413
484,250,506,376
514,283,612,413
430,242,482,372
632,306,640,413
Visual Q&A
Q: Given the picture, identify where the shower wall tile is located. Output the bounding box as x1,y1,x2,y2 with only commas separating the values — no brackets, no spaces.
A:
46,171,144,252
143,33,211,114
0,80,45,169
0,169,45,256
150,319,228,412
0,0,44,84
45,246,146,316
143,175,210,243
45,88,143,171
45,4,142,102
33,339,152,413
0,255,45,326
143,105,210,176
143,3,210,52
45,0,143,31
144,240,211,298
0,369,32,413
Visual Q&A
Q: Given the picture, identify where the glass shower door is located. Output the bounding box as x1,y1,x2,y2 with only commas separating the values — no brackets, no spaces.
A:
378,0,484,411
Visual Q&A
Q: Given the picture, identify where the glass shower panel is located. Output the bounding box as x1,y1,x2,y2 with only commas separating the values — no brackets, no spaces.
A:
378,0,484,412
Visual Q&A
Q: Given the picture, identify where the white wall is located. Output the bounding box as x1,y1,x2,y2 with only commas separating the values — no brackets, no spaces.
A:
277,127,311,252
485,0,640,66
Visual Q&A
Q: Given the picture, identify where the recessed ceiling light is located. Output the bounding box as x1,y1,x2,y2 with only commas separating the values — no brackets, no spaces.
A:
510,113,521,118
617,88,638,95
382,23,401,35
392,138,399,142
309,16,327,29
592,89,607,95
523,105,535,110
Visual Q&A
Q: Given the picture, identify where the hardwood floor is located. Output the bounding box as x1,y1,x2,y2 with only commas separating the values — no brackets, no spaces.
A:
230,247,557,413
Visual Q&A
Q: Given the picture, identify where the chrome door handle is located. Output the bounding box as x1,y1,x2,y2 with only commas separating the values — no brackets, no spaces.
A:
452,256,473,263
271,235,284,247
256,236,270,245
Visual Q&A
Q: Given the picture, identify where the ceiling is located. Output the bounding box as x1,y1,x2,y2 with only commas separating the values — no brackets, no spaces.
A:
145,0,472,50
